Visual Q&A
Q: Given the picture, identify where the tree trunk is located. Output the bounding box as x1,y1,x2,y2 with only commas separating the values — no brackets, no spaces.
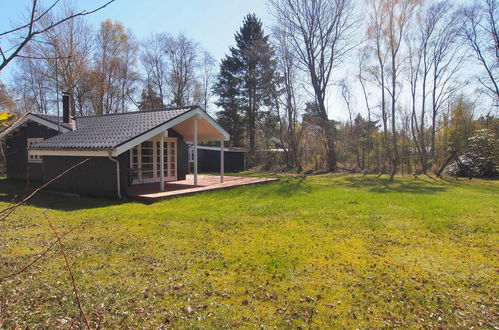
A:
317,95,336,172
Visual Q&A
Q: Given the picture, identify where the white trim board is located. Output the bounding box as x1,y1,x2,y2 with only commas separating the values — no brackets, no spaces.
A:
188,145,246,152
28,149,110,157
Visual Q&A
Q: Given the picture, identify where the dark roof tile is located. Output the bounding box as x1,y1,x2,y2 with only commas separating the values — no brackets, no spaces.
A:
32,106,196,150
32,113,73,130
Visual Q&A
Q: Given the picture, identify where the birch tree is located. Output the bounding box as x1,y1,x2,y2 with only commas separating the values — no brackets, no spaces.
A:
366,0,418,179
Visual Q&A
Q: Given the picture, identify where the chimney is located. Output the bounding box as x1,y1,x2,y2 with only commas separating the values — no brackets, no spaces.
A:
62,92,70,124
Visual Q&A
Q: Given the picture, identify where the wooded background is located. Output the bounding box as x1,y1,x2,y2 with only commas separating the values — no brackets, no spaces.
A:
1,0,497,177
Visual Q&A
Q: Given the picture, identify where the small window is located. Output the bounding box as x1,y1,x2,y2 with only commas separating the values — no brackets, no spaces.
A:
27,138,44,163
188,147,194,162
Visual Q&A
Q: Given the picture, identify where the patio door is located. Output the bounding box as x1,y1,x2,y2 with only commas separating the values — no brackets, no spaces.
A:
130,137,177,184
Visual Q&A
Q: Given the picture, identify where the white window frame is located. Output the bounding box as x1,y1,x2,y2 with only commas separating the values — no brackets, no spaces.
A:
129,136,177,184
27,138,44,163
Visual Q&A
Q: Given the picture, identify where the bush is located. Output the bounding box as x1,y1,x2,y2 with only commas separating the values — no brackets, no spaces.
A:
447,129,499,177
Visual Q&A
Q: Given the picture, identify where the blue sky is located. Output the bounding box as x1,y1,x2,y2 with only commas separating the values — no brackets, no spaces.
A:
1,0,302,116
0,0,487,120
0,0,271,78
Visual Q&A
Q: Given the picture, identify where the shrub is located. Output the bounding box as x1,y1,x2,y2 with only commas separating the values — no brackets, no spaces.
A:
447,129,499,177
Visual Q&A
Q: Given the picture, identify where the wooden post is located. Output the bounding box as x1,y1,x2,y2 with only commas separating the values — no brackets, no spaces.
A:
160,134,164,191
220,140,224,183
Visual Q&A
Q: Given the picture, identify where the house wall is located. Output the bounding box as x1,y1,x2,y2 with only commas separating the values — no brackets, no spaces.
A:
4,122,60,181
4,124,189,198
42,129,187,199
42,153,129,198
168,129,188,180
195,149,246,173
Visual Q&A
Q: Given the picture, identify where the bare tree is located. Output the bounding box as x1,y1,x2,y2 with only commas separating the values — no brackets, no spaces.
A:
0,81,16,112
93,20,139,114
0,0,115,72
269,0,357,172
462,0,499,104
141,33,214,110
272,28,303,170
199,50,216,112
164,34,199,107
406,1,464,173
339,78,354,131
357,49,376,171
12,55,51,114
141,34,168,106
37,5,94,116
366,0,418,179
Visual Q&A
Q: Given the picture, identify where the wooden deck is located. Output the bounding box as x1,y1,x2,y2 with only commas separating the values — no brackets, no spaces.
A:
128,174,278,202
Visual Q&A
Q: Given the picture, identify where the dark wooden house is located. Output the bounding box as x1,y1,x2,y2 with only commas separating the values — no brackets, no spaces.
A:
0,102,229,198
0,113,72,181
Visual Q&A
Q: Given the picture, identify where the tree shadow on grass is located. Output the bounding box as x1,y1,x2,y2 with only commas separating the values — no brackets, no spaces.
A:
336,175,448,194
258,175,313,197
0,179,123,211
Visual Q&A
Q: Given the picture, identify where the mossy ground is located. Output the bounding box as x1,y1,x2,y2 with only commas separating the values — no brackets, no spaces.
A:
0,174,497,328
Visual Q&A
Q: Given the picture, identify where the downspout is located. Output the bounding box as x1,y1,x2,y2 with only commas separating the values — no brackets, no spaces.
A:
107,150,121,199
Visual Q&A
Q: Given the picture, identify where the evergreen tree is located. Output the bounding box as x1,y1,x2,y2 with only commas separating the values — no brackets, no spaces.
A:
213,56,245,146
138,84,164,110
213,14,276,153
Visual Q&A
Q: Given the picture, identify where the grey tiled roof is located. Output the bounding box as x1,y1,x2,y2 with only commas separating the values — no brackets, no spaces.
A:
32,106,196,150
31,113,73,130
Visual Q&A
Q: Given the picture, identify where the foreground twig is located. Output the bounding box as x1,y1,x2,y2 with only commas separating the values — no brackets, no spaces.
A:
0,0,116,71
0,225,80,283
0,158,91,221
44,213,91,329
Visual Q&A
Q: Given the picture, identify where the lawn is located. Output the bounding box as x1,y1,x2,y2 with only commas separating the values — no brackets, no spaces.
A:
0,174,497,328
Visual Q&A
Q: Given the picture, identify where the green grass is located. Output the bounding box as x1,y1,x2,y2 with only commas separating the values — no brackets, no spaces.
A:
0,174,497,328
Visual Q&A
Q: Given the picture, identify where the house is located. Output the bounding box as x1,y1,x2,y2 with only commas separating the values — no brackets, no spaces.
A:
0,112,72,181
0,96,229,198
188,145,246,173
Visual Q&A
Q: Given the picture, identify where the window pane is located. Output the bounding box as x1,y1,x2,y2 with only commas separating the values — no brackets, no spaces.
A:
142,171,153,179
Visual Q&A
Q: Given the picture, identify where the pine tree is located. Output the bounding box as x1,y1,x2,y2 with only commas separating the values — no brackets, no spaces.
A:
138,84,164,110
213,56,245,146
213,14,276,153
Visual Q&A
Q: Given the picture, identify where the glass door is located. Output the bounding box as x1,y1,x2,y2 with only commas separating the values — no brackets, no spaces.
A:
130,137,177,184
156,138,177,181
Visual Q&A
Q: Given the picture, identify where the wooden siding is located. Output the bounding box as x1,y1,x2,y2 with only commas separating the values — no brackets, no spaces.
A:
5,122,61,181
42,153,129,198
195,148,246,173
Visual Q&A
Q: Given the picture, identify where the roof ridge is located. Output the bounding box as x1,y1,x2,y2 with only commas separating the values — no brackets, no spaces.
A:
30,112,60,118
77,105,199,119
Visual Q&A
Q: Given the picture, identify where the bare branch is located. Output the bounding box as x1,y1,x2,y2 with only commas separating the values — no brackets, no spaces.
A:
44,213,91,329
0,0,116,72
0,158,91,221
0,225,80,283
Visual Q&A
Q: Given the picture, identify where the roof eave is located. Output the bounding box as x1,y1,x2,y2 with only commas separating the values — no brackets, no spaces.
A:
0,113,71,140
28,149,114,157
